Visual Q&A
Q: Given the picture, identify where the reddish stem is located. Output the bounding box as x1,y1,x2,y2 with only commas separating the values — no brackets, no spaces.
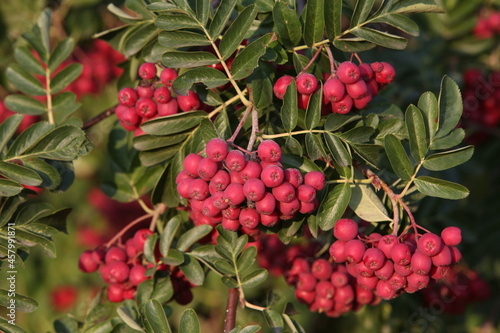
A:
227,105,252,143
223,288,240,333
325,46,337,77
299,46,323,74
82,105,117,130
105,213,153,248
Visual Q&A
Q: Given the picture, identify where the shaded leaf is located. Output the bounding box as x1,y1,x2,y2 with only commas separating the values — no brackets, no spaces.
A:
179,254,205,286
303,0,325,47
351,27,407,50
49,38,75,72
436,76,462,138
406,105,428,161
273,1,302,48
143,300,171,333
219,5,258,60
141,111,207,136
179,309,200,333
162,51,219,68
6,64,46,96
209,0,238,39
323,133,352,167
305,133,326,161
158,31,210,48
155,14,200,31
384,134,413,180
231,33,274,80
418,91,439,141
318,183,352,230
305,86,322,130
50,63,83,94
414,176,469,200
4,95,46,115
14,46,45,75
176,225,213,251
172,67,228,96
325,0,342,40
241,268,268,288
281,79,298,132
351,0,375,27
423,146,474,171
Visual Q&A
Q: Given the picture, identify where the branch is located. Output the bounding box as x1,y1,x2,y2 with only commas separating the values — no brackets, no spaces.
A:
224,288,240,333
82,105,117,130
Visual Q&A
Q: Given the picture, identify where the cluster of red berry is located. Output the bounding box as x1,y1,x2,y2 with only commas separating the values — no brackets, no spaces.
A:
273,61,395,114
116,62,203,134
329,219,462,300
473,10,500,39
462,69,500,135
176,138,326,232
421,265,490,314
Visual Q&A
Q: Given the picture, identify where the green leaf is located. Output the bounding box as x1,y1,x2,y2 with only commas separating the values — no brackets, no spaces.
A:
161,248,185,266
179,309,200,333
341,126,375,144
162,51,219,68
4,95,46,115
231,34,274,80
349,181,391,222
351,0,375,27
123,23,159,58
23,158,61,190
429,128,465,150
108,3,142,20
264,309,284,330
334,38,377,52
143,300,171,333
423,145,474,171
146,2,185,13
325,113,362,131
323,133,352,167
239,326,261,333
219,5,257,60
305,86,322,130
49,38,75,72
436,76,462,138
0,114,23,152
143,233,158,264
418,91,439,141
390,0,443,14
0,179,23,196
351,27,408,50
6,121,53,159
0,161,42,186
50,63,83,94
6,64,46,96
0,290,38,313
117,306,145,332
176,225,213,251
158,31,210,48
248,67,273,111
141,111,207,136
155,14,200,31
325,0,342,40
196,0,210,25
23,9,51,62
304,0,325,47
241,268,268,288
52,92,80,122
305,133,326,161
406,105,428,161
209,0,238,38
151,275,174,304
273,1,302,48
138,145,180,167
384,134,413,181
172,67,228,96
159,216,181,256
285,136,303,156
179,254,205,286
372,14,419,36
236,246,257,272
215,259,236,275
318,183,352,230
414,176,469,200
281,79,298,132
14,46,45,75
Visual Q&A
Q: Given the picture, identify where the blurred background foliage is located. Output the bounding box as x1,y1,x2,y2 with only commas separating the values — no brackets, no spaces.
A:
0,0,499,332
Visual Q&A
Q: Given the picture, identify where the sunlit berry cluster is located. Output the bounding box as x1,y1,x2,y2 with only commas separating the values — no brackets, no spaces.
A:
473,10,500,39
116,62,203,133
176,138,326,232
273,61,395,114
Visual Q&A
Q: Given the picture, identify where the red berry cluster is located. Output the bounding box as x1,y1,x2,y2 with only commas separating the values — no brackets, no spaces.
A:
421,266,490,314
116,63,203,134
329,219,463,300
177,139,326,232
273,61,395,114
462,69,500,138
473,10,500,39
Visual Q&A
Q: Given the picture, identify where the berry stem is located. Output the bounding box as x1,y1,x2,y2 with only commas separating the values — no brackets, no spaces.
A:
325,46,337,75
105,213,153,248
223,288,239,333
299,46,324,74
82,105,117,130
149,203,166,232
398,161,424,199
244,301,267,311
207,88,248,119
228,104,253,143
246,107,259,151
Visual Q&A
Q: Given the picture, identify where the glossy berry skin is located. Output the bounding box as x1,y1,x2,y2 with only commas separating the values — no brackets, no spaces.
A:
336,62,361,84
261,165,284,188
323,78,346,102
157,98,179,116
206,138,228,162
333,218,358,242
346,80,369,100
417,233,443,257
225,150,247,172
273,75,294,99
390,243,412,266
240,161,262,182
153,86,171,103
284,168,303,188
117,106,140,128
375,62,396,84
183,153,203,177
118,87,138,106
177,91,201,111
441,226,462,246
138,62,157,80
296,73,318,95
160,68,178,86
135,98,157,118
257,140,282,163
304,171,325,191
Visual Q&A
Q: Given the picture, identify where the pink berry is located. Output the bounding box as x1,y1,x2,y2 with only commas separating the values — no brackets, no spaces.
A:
378,235,398,258
344,239,366,264
283,168,303,188
336,62,360,84
297,184,316,203
196,158,219,180
374,62,395,84
136,85,154,98
273,75,294,99
188,179,209,200
331,94,353,114
107,283,124,302
260,212,279,227
118,87,138,106
417,233,443,257
304,171,326,191
154,86,171,103
78,250,99,273
323,78,346,103
272,182,296,203
239,207,260,229
209,169,230,192
346,80,369,100
240,161,262,182
297,272,317,291
431,245,452,266
390,243,412,266
363,248,386,271
255,192,276,215
329,240,347,263
105,247,127,264
160,68,177,86
183,153,203,177
206,138,228,162
243,178,266,202
257,140,282,163
221,217,240,231
135,98,157,118
333,218,358,242
278,198,300,216
296,73,318,95
157,98,179,116
225,150,247,172
177,91,200,111
411,251,432,275
224,183,246,206
107,261,130,283
133,229,154,251
138,62,157,80
441,226,461,246
358,63,374,81
261,165,285,188
222,206,241,220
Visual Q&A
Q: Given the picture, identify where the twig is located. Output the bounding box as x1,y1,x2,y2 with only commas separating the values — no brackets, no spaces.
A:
300,46,323,74
105,213,153,248
149,203,166,231
228,105,253,143
325,46,337,76
82,105,117,130
224,288,240,333
246,107,259,151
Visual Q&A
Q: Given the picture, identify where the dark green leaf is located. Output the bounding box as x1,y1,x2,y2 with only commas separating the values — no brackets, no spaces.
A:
273,1,302,48
161,248,185,266
151,275,174,304
155,14,200,31
179,254,205,286
0,115,23,152
50,63,83,94
23,159,61,190
141,111,207,136
0,161,42,186
248,67,273,110
281,153,322,172
372,14,419,36
436,76,462,138
231,34,275,80
143,233,158,264
241,268,268,288
172,67,228,96
429,128,465,150
333,39,377,52
215,259,236,275
14,46,45,75
14,228,56,257
143,300,171,333
406,105,428,161
146,2,185,13
209,0,238,39
124,23,160,58
162,51,219,68
236,246,257,272
281,79,298,132
23,9,51,62
285,136,303,156
49,38,75,72
134,133,190,151
179,309,200,333
264,309,284,330
414,176,469,200
303,0,325,47
177,225,213,251
318,183,352,230
351,27,407,50
390,0,443,14
52,92,80,122
305,86,322,130
4,95,46,116
138,145,180,166
384,134,413,180
418,92,439,142
325,113,362,131
239,326,261,333
0,179,23,196
341,126,375,143
0,290,38,313
351,0,375,27
6,64,46,96
325,0,342,40
423,145,474,171
221,276,239,288
196,0,210,25
305,133,326,161
108,3,143,20
117,306,145,332
158,31,210,48
6,122,53,158
219,5,257,60
349,178,391,222
323,133,352,167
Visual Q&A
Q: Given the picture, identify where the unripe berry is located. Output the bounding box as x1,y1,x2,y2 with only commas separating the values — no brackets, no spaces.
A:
209,169,230,192
154,86,171,103
183,153,203,176
441,226,462,246
118,87,138,106
283,168,303,188
333,218,358,242
160,68,178,86
261,165,285,188
105,246,127,264
138,62,157,80
240,161,262,182
417,233,443,257
363,248,386,271
133,229,154,251
390,243,412,266
344,239,366,264
177,91,200,111
188,179,209,200
255,192,276,215
196,158,219,180
331,94,353,114
257,140,282,163
296,73,318,95
336,62,360,84
329,240,347,263
157,98,179,116
107,261,130,283
304,171,326,190
135,98,157,118
323,78,346,102
206,138,228,162
260,212,279,227
79,250,99,273
225,150,247,172
224,183,245,205
273,75,294,99
272,182,296,203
